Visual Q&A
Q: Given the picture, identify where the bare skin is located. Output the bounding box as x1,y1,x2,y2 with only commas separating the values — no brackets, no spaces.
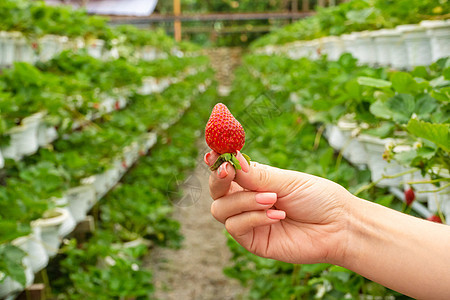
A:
205,150,450,300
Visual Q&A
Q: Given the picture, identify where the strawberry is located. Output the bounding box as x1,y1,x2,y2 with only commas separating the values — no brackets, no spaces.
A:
427,214,443,223
115,101,120,110
205,103,250,171
404,187,415,206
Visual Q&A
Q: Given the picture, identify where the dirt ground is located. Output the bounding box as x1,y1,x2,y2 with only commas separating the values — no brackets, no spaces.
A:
148,160,246,300
146,48,247,300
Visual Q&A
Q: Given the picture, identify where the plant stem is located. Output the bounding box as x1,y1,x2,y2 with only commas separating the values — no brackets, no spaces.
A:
416,183,450,194
313,125,325,150
407,177,450,185
354,168,419,196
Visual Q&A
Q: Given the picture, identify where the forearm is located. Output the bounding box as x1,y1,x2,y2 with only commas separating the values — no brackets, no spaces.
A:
342,196,450,299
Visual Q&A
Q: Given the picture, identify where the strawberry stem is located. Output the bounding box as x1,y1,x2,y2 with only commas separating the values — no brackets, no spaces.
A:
209,152,251,171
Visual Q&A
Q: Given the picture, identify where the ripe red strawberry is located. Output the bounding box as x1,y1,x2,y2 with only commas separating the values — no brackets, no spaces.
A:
427,214,442,223
205,103,249,170
404,188,415,206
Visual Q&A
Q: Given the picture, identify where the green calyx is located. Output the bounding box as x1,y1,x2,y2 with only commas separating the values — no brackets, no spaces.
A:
210,152,251,171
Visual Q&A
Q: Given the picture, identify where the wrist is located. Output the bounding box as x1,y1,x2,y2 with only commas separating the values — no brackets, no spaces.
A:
325,193,363,267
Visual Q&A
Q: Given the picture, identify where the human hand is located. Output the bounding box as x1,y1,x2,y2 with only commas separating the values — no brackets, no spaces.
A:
205,150,356,265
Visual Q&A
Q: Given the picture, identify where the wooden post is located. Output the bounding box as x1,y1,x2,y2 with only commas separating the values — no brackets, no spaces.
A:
17,284,46,300
292,0,298,12
173,0,182,42
302,0,309,12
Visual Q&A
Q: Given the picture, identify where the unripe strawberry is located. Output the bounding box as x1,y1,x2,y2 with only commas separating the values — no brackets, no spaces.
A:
404,188,415,206
205,103,249,171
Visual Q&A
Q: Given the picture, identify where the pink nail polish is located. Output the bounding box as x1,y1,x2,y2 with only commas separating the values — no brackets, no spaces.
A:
236,150,249,173
255,192,277,205
267,210,286,220
217,163,228,178
204,152,211,165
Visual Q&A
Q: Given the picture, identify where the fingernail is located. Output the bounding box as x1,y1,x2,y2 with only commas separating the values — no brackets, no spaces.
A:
255,192,277,205
267,210,286,220
217,163,228,179
204,152,211,165
236,150,249,173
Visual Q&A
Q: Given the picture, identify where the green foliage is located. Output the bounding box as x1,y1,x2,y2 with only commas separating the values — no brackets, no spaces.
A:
0,244,27,287
48,71,217,299
55,234,153,299
251,0,449,48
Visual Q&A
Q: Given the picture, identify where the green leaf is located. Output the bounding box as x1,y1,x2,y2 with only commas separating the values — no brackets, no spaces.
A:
406,119,450,152
415,94,438,118
345,79,361,100
390,72,418,94
345,8,374,24
386,94,415,124
0,245,27,286
375,195,394,207
357,77,392,88
369,100,393,120
443,67,450,80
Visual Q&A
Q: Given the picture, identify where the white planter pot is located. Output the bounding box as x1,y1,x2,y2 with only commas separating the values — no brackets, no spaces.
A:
2,113,42,160
39,35,60,62
355,31,377,65
286,41,307,59
372,29,408,69
104,168,121,192
0,256,34,298
304,40,320,60
0,32,5,66
65,185,96,223
122,146,136,168
54,201,76,238
139,132,157,153
115,96,127,110
37,123,58,147
87,39,105,59
1,32,20,67
140,77,158,95
31,208,69,257
397,24,432,68
341,33,359,59
337,119,368,166
371,29,395,66
12,227,49,273
0,149,4,168
15,37,37,64
358,135,403,187
421,20,450,62
99,95,116,114
323,36,345,61
141,46,158,61
325,125,346,151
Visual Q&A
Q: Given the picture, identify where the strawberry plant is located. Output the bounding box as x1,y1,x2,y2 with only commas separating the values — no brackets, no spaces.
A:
251,0,449,49
0,244,27,288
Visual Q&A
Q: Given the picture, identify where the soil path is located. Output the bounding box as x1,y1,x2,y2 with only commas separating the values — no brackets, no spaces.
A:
147,48,246,300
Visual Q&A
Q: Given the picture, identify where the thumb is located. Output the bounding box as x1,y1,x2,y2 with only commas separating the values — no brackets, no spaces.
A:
234,161,308,198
